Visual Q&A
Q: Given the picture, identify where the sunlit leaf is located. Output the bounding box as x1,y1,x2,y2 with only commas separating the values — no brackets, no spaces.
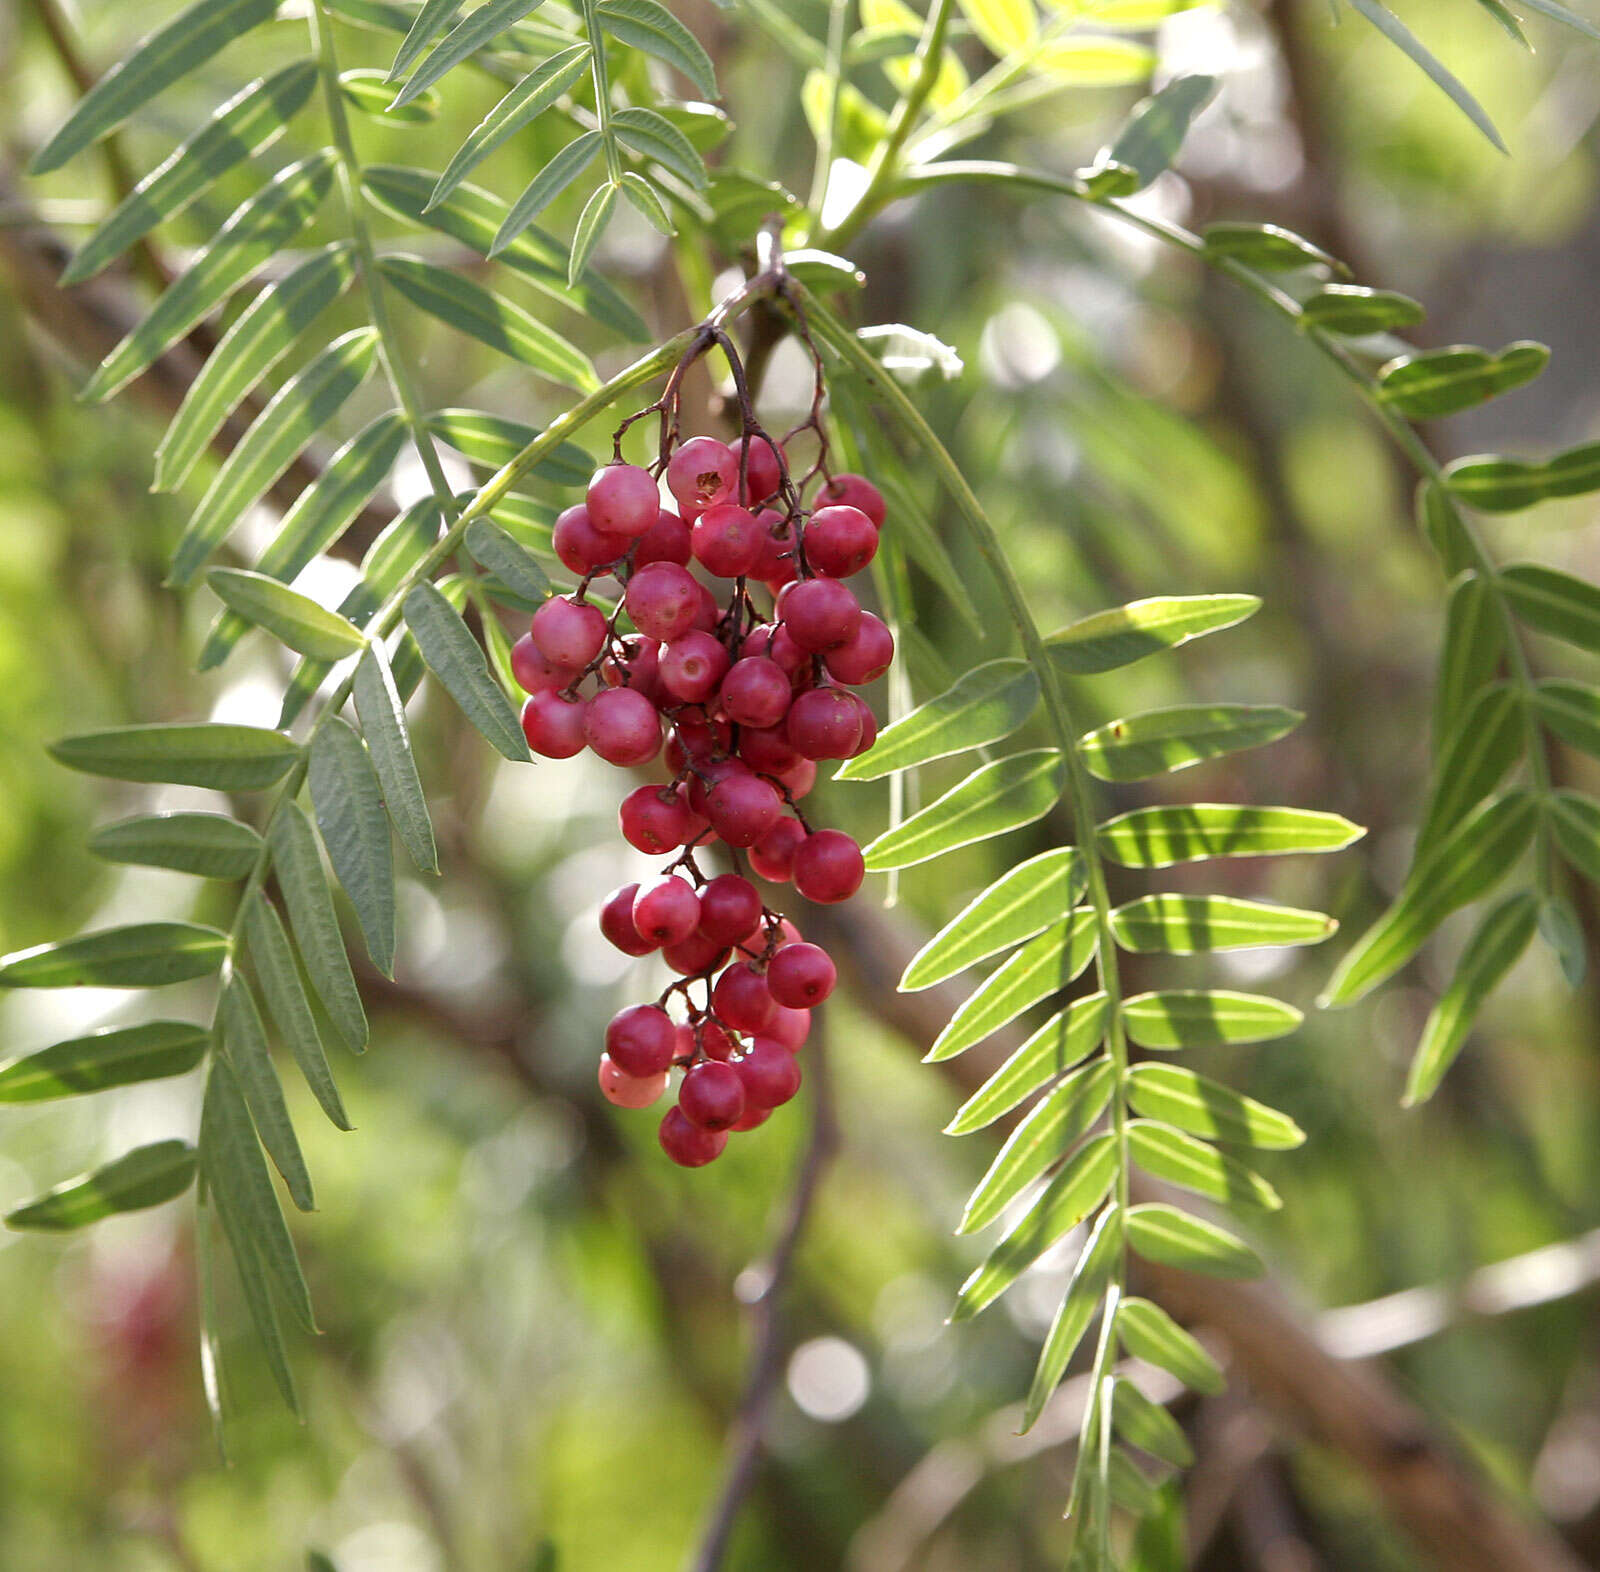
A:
1046,595,1259,675
597,0,719,95
1080,704,1299,782
1122,990,1302,1049
945,993,1108,1133
388,0,465,80
6,1141,196,1230
0,1023,208,1103
1021,1206,1120,1431
1414,682,1523,859
206,569,367,661
613,106,709,188
392,0,552,109
1500,562,1600,653
0,924,227,989
1434,572,1503,744
490,132,605,255
1125,1202,1262,1278
958,0,1037,55
1201,222,1341,274
1079,73,1215,194
568,181,620,286
426,408,593,487
1116,1295,1223,1393
1097,804,1363,867
1112,895,1336,954
1299,284,1425,336
1378,342,1548,419
1128,1121,1280,1209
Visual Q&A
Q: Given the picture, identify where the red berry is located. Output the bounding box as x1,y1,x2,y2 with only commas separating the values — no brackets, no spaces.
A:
698,874,764,946
666,436,738,520
730,1105,772,1132
712,961,777,1033
553,504,628,575
749,817,805,882
739,724,802,775
664,931,730,976
735,1037,802,1109
584,687,662,766
522,691,587,758
532,594,608,668
625,561,702,643
773,917,804,949
781,578,861,651
742,622,808,679
687,756,748,817
586,463,659,538
776,757,817,799
793,829,865,904
600,883,656,956
659,1104,727,1166
805,504,878,577
620,784,695,854
660,631,732,704
707,771,783,848
511,633,575,695
752,508,794,583
767,942,836,1008
602,634,662,703
598,1054,667,1108
679,1060,746,1131
824,612,894,686
819,472,886,527
633,508,693,567
692,1018,739,1061
691,503,766,578
768,1005,812,1051
719,657,792,729
738,435,784,506
786,686,864,760
606,1004,677,1077
689,581,721,634
845,693,877,757
632,875,701,946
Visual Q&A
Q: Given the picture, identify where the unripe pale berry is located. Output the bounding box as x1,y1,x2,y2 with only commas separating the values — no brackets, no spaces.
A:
522,691,587,758
586,463,659,537
692,503,766,578
781,577,861,651
818,472,886,527
720,657,792,729
625,561,702,643
749,817,806,882
620,785,695,855
806,504,878,578
666,436,738,520
600,883,656,956
532,594,608,668
738,435,784,506
678,1060,745,1131
698,874,764,946
767,942,837,1008
824,612,894,686
664,931,730,976
632,875,701,946
786,686,864,760
767,1005,813,1051
659,1104,727,1166
598,1054,667,1109
735,1037,802,1109
793,829,866,904
585,687,662,766
606,1004,676,1078
553,503,628,575
712,961,777,1033
660,631,732,704
512,633,575,695
707,771,783,848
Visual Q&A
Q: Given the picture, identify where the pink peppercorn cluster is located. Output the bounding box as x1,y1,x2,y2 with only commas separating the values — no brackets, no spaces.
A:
510,427,893,1166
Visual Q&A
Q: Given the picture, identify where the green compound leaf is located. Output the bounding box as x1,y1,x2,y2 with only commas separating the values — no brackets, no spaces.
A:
596,0,718,96
308,720,397,978
1122,990,1303,1050
1112,1377,1193,1468
1533,680,1600,760
30,0,280,174
89,812,261,878
0,924,228,989
1299,284,1425,336
838,659,1039,781
862,749,1065,870
1127,1121,1280,1211
352,644,438,874
1112,896,1336,954
206,569,367,661
1116,1296,1224,1394
1046,595,1259,676
1200,222,1343,274
464,518,553,609
1377,341,1548,419
1021,1207,1121,1431
1414,682,1524,860
1500,562,1600,654
1406,891,1539,1107
1127,1065,1304,1149
945,993,1108,1134
902,849,1085,989
6,1140,196,1230
218,975,313,1212
392,0,552,109
1080,704,1300,783
0,1023,208,1103
491,132,605,256
1097,804,1363,867
612,106,709,188
404,581,532,761
927,913,1098,1061
1125,1202,1263,1279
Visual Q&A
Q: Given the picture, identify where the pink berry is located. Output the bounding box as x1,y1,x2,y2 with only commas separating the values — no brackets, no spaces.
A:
752,508,794,583
620,784,695,854
698,874,764,946
845,693,877,756
586,463,659,537
712,961,777,1033
532,594,608,668
511,633,575,695
673,715,732,765
793,829,865,904
678,1060,746,1131
600,883,655,956
691,503,766,578
666,436,738,520
738,435,784,506
805,504,878,578
584,687,662,766
707,771,783,848
606,1004,676,1078
602,634,662,703
735,1037,802,1109
738,724,802,776
777,757,817,799
749,817,805,883
660,631,732,704
767,942,836,1008
824,612,894,686
742,622,808,678
664,931,731,976
598,1054,667,1109
688,1018,739,1061
687,756,748,817
719,657,792,729
625,561,702,643
633,508,693,567
689,581,721,634
780,578,861,651
786,686,864,760
731,1105,771,1132
768,1005,812,1051
632,876,701,946
818,472,886,527
522,691,587,758
659,1104,727,1166
553,504,628,575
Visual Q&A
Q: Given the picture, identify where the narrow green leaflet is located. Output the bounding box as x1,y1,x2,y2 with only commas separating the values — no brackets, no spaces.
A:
376,256,598,391
241,895,352,1131
194,1193,230,1448
1125,1202,1263,1279
1377,342,1549,419
154,243,358,493
1098,804,1362,867
1500,562,1600,653
1200,222,1341,274
428,46,591,208
51,722,299,789
946,994,1109,1134
171,328,380,586
1046,595,1259,676
863,750,1065,870
596,0,718,96
340,68,439,122
1414,682,1523,858
1115,1297,1224,1395
838,659,1039,781
1518,0,1600,42
1322,790,1537,1006
426,409,593,487
206,570,367,661
209,1181,299,1413
1021,1207,1121,1431
464,518,552,609
1128,1122,1280,1211
1080,704,1300,783
0,1022,208,1102
1127,1065,1303,1149
1082,72,1216,193
1122,990,1302,1049
30,0,281,174
1112,896,1336,954
953,1135,1118,1320
1406,892,1539,1106
1299,285,1425,336
612,107,710,188
269,803,370,1053
403,581,532,761
902,849,1084,989
64,62,320,284
1112,1379,1193,1469
393,0,553,108
1533,680,1600,760
83,153,337,403
388,0,465,79
90,812,262,878
1435,572,1504,743
6,1141,196,1230
619,170,675,236
308,720,397,977
958,1061,1116,1233
0,924,228,988
1419,479,1476,576
352,644,438,874
1549,791,1600,884
490,132,604,255
219,975,314,1212
1442,444,1600,512
566,182,619,289
927,912,1098,1061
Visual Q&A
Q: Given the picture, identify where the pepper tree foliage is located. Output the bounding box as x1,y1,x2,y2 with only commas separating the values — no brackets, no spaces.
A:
9,0,1600,1560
